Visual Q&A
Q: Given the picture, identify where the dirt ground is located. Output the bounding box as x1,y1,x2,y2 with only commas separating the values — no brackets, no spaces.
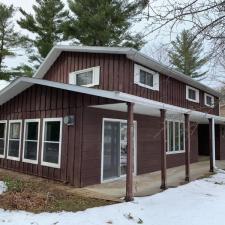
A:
0,169,114,213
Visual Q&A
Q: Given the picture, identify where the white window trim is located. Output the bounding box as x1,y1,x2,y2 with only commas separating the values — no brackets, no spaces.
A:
134,64,159,91
166,119,185,154
186,85,199,103
101,118,137,183
0,120,7,159
41,118,62,169
204,93,215,108
22,119,40,164
69,66,100,87
7,120,22,161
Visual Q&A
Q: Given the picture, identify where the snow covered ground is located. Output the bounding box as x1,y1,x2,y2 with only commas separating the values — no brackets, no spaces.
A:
1,172,225,225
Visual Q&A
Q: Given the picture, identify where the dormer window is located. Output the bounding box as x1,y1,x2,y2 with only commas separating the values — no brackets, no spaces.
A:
186,86,199,103
204,93,214,108
134,64,159,91
69,66,100,87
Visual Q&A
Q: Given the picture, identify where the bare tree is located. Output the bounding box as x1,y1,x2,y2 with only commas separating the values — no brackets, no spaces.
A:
142,0,225,60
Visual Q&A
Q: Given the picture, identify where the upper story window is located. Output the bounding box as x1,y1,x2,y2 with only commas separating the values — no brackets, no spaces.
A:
134,64,159,91
69,66,100,87
186,85,199,103
204,93,214,108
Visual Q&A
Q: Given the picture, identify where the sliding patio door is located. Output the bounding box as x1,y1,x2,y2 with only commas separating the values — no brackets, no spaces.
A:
102,119,135,181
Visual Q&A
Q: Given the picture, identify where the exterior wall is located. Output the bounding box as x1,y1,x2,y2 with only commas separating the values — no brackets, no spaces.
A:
81,107,199,187
43,52,219,115
0,84,106,187
0,83,199,187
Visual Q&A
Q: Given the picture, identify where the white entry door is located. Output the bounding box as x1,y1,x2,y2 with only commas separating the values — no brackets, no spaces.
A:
102,119,136,182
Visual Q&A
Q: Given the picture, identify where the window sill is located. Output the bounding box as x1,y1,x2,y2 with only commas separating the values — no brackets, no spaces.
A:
186,98,199,103
7,156,20,161
135,81,159,91
41,161,60,169
22,158,38,164
166,150,185,155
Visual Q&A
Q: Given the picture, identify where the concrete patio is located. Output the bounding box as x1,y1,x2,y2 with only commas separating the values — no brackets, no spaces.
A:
82,158,225,200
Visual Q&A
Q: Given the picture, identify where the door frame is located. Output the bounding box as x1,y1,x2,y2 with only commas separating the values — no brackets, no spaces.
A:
101,118,137,183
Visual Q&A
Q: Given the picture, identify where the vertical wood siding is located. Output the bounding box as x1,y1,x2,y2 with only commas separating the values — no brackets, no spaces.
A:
44,52,219,115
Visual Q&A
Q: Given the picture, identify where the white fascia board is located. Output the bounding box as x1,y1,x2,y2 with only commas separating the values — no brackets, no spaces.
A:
1,77,224,125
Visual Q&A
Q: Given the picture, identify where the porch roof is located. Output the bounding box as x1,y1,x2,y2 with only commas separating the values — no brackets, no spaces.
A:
0,77,224,124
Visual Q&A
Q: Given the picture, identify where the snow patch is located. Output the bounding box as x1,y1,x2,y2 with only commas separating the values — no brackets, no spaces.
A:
0,181,7,194
0,173,224,224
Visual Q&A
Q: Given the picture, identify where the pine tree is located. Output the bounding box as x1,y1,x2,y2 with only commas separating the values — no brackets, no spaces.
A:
168,30,209,79
18,0,69,67
65,0,146,50
0,3,26,80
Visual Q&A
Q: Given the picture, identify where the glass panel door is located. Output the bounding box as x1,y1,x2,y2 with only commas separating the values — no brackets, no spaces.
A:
103,120,135,181
120,123,127,176
103,121,120,180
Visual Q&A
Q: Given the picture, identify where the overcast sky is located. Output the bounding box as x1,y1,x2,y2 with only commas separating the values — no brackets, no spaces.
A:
0,0,221,89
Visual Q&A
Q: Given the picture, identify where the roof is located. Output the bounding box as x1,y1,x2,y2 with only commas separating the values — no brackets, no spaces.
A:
33,45,220,97
0,77,224,124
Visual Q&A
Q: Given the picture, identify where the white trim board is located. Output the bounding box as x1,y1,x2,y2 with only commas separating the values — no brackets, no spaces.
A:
0,77,224,124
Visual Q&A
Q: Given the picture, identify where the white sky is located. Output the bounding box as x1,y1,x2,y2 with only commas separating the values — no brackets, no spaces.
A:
0,0,222,89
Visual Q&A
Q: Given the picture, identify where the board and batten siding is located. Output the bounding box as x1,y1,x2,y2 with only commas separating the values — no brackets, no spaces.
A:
43,52,219,115
0,82,199,187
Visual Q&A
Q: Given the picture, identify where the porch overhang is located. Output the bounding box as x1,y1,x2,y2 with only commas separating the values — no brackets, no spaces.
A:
90,92,225,125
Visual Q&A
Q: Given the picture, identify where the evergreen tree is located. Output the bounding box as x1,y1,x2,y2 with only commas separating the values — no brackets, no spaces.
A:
65,0,147,50
0,3,26,80
168,30,209,79
18,0,69,67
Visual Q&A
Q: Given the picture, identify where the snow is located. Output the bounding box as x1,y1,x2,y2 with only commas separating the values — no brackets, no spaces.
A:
1,172,225,224
0,80,10,91
0,181,7,194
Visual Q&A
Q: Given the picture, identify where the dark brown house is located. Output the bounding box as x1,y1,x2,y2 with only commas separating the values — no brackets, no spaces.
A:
0,46,224,200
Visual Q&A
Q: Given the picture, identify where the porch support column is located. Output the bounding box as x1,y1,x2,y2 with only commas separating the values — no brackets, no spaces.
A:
160,109,167,190
185,114,190,182
209,118,215,172
125,102,134,202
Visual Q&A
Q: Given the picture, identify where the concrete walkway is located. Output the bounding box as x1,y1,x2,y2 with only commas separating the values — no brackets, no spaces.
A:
83,159,225,200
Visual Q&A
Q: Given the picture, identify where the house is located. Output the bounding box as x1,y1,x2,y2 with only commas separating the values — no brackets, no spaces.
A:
0,46,224,201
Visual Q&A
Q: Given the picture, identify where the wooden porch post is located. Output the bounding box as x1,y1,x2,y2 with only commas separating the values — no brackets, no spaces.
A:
125,102,134,202
208,118,215,172
160,109,167,189
185,114,190,182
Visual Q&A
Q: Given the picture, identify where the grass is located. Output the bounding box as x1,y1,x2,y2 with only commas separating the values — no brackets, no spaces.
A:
0,173,114,213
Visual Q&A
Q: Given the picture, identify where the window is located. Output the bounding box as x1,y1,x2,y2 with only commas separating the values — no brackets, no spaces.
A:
186,86,199,103
69,66,100,87
167,120,185,154
22,119,40,164
204,93,214,108
41,118,62,168
134,64,159,91
7,120,22,161
0,121,7,158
